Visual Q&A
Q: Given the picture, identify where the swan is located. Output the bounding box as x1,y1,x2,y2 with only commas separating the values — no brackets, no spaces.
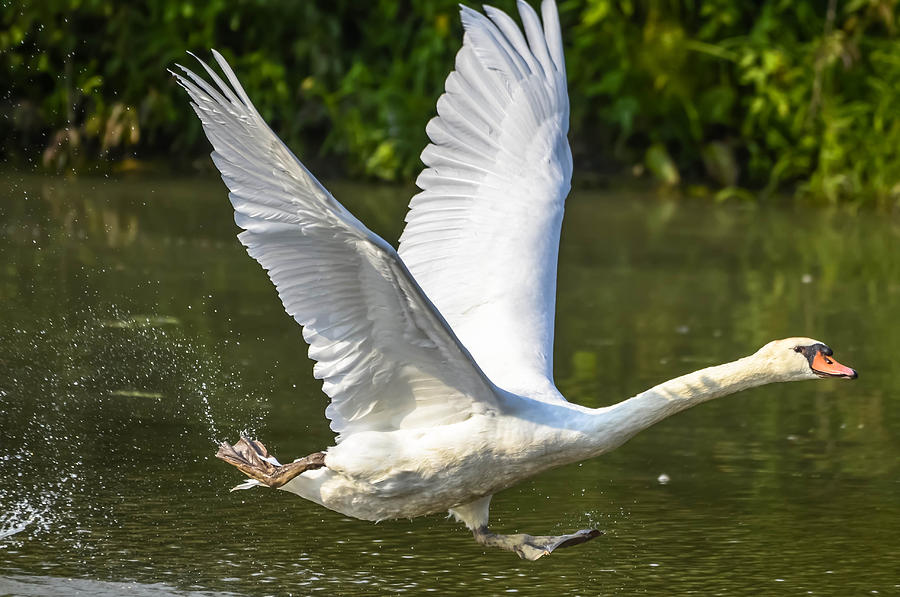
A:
172,0,857,560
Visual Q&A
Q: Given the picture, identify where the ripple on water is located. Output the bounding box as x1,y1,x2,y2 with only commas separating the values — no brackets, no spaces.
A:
0,575,242,597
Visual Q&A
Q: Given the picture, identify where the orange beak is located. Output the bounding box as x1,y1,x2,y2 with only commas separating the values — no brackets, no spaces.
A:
811,351,858,379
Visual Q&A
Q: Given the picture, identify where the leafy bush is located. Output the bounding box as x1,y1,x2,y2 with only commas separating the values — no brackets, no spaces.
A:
562,0,900,204
2,0,900,203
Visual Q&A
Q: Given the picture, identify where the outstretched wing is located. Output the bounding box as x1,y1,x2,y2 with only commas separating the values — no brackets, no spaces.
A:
173,51,503,442
398,0,571,402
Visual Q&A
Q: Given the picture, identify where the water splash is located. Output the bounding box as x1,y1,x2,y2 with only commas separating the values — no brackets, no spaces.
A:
0,497,47,540
0,306,264,550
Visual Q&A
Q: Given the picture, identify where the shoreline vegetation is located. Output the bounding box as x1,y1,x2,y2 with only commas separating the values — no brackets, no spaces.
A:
3,0,900,204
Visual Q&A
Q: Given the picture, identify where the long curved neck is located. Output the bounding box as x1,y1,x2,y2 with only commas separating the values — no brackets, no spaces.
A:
585,353,776,456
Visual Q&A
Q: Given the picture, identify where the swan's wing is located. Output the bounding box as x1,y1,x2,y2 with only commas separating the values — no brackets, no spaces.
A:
398,0,571,402
172,52,503,442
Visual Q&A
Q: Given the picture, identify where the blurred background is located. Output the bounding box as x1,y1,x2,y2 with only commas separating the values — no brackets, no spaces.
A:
4,0,900,203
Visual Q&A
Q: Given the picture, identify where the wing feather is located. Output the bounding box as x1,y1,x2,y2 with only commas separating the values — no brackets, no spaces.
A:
173,52,503,442
399,0,571,402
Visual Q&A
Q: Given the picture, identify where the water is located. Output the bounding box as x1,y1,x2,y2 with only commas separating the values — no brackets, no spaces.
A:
1,173,898,595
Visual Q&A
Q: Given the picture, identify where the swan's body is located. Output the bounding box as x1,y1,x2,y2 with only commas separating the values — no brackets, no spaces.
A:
281,342,853,525
173,0,857,559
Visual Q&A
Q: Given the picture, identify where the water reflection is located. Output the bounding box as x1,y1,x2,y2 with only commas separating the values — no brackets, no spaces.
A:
0,173,898,594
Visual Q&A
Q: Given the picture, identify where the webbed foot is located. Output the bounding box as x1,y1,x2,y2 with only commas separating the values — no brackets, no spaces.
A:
215,436,325,490
473,526,603,560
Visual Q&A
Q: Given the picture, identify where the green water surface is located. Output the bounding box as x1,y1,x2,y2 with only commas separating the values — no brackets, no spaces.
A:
0,174,898,595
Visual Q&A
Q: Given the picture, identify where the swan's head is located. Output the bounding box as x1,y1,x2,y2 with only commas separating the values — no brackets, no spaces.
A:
754,337,857,382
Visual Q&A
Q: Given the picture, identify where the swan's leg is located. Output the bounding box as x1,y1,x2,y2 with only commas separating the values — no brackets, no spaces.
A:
450,495,602,560
472,527,603,561
216,436,325,489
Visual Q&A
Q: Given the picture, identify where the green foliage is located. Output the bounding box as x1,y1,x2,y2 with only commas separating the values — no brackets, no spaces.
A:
561,0,900,203
0,0,464,178
3,0,900,202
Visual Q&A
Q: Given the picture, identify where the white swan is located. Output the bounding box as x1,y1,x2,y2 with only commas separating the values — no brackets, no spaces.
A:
172,0,857,560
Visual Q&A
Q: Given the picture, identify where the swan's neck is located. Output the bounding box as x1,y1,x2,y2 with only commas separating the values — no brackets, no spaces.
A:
585,354,776,455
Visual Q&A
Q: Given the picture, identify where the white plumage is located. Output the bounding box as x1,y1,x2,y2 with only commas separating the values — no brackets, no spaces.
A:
401,1,570,401
173,0,856,560
175,51,500,442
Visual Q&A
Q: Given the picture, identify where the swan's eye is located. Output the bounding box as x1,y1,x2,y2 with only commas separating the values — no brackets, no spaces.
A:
793,346,803,353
